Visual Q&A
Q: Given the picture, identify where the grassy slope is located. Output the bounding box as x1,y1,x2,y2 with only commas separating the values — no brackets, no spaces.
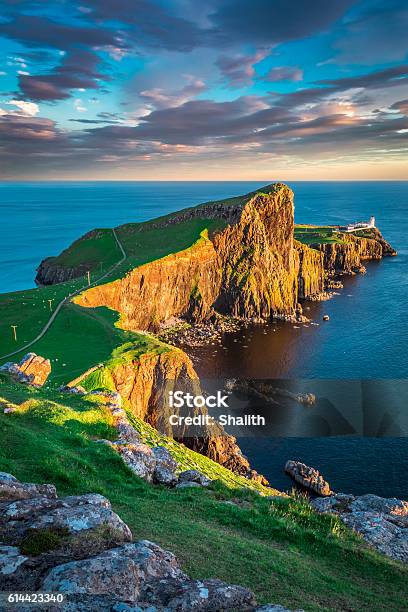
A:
0,384,407,612
294,225,346,246
0,218,224,372
46,228,121,270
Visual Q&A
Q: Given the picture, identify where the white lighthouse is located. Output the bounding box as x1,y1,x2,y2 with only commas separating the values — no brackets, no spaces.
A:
369,216,376,228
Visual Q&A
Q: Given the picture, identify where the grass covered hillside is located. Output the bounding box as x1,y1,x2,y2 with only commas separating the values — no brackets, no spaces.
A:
294,225,346,245
1,377,408,612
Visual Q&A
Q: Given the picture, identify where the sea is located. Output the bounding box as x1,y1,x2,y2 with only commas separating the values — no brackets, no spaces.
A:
0,181,407,497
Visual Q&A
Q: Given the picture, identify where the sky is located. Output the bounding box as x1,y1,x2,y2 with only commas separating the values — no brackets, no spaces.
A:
0,0,407,180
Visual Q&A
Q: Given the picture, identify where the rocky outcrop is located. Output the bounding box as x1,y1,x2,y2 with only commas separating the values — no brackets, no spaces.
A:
0,353,51,387
75,362,267,486
35,229,107,286
74,185,322,327
284,461,332,497
311,231,390,276
0,473,293,611
311,492,408,563
35,257,89,286
294,241,325,300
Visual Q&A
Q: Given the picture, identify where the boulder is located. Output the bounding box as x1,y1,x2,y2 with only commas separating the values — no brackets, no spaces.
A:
0,472,57,502
42,540,185,601
116,443,156,482
115,421,142,444
177,470,211,487
349,494,408,517
152,447,178,486
310,491,408,563
42,541,256,611
0,546,28,577
284,461,331,497
14,353,51,387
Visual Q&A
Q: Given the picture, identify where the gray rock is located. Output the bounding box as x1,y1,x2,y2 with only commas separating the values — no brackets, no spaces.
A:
116,443,157,482
310,491,408,563
152,447,178,472
349,494,408,517
176,481,202,489
0,546,28,576
0,472,18,484
284,460,331,496
0,474,57,502
29,504,132,540
116,422,142,444
154,466,177,487
178,470,211,487
152,447,178,486
342,511,408,563
255,606,304,612
42,540,187,601
164,578,256,610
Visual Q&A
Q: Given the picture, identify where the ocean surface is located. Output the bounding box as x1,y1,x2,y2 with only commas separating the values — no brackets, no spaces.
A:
0,181,407,496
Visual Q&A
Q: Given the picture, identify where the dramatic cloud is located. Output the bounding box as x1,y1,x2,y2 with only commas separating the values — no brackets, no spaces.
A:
262,66,303,83
0,14,121,50
209,0,356,45
18,50,106,101
81,0,206,51
0,0,406,178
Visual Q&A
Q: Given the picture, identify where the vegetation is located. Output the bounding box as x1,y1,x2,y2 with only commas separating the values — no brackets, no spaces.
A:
0,385,407,611
295,225,346,245
46,229,121,271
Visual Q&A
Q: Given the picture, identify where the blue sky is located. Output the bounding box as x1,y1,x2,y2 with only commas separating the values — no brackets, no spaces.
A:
0,0,407,179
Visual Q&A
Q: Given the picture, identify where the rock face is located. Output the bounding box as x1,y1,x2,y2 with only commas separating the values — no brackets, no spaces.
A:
70,349,267,485
0,353,51,387
1,474,294,611
74,185,322,327
311,492,408,563
311,229,394,276
284,461,332,497
35,229,107,286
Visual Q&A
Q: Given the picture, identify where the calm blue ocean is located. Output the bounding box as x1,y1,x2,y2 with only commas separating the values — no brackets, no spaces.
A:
1,181,407,496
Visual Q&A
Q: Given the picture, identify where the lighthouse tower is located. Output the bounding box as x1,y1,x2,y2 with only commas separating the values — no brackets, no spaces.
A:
369,216,376,228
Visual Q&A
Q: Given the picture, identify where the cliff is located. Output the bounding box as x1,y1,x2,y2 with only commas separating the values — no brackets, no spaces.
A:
68,346,265,483
311,231,392,275
75,185,321,327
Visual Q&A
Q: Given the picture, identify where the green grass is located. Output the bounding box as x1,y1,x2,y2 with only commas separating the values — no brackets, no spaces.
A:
47,229,121,271
295,225,346,246
0,388,407,611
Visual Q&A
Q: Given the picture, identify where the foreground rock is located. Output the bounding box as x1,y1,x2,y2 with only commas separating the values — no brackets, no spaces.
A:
284,461,332,496
0,353,51,387
311,492,408,563
0,474,294,611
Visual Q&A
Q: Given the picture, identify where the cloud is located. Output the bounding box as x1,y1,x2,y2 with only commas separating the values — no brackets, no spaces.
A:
81,0,206,51
216,51,269,85
0,99,39,117
334,0,408,64
262,66,303,82
18,50,106,101
0,14,120,50
390,99,408,116
139,77,207,109
209,0,356,45
317,65,408,91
